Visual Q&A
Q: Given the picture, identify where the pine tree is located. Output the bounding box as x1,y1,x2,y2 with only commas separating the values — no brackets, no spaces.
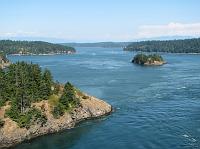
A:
59,82,79,109
0,68,6,106
40,69,53,100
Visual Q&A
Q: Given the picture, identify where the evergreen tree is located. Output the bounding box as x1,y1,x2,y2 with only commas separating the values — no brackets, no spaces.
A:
0,61,80,126
0,68,6,107
40,69,53,100
59,82,79,109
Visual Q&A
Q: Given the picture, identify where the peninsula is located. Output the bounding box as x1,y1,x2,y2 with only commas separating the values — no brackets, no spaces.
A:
0,40,76,55
0,62,112,148
124,38,200,53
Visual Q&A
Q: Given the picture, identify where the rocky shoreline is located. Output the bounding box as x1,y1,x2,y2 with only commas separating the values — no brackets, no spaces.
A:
143,60,166,66
0,93,112,148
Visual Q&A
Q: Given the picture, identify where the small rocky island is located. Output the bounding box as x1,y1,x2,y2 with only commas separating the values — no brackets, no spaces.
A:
132,53,166,66
0,62,112,148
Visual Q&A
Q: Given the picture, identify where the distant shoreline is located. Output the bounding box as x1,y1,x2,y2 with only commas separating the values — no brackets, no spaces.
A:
9,52,75,56
125,51,200,55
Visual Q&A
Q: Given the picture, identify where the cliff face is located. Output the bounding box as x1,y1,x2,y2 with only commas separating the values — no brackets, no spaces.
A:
0,93,112,148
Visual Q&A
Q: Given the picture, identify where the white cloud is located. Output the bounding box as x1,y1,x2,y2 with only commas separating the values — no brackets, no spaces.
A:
136,22,200,38
1,22,200,42
0,30,38,37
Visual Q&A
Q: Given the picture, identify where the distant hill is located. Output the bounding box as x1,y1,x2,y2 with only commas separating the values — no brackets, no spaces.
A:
62,42,131,48
124,38,200,53
0,40,75,55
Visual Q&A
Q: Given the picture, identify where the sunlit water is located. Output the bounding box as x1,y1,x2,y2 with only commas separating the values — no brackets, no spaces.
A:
9,47,200,149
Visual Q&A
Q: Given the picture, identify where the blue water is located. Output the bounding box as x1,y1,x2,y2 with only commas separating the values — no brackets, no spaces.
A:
10,47,200,149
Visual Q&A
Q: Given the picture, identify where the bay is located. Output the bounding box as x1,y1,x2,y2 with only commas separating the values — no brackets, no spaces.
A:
10,47,200,149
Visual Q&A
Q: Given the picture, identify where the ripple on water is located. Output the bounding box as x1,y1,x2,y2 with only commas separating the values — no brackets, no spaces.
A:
9,48,200,149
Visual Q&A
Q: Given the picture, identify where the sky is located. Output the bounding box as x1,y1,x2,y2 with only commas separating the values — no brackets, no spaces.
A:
0,0,200,42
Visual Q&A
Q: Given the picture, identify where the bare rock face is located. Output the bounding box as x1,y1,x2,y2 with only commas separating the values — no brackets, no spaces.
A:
144,60,166,66
0,93,112,148
0,55,10,69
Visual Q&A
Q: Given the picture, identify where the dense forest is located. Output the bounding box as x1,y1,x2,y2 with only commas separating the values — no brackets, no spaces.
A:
124,38,200,53
132,53,164,65
0,40,76,55
0,62,80,128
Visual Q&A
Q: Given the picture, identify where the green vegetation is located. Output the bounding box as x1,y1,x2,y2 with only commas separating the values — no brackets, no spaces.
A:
52,82,80,118
124,38,200,53
0,40,75,55
0,62,80,128
132,53,164,65
52,103,65,118
6,107,47,128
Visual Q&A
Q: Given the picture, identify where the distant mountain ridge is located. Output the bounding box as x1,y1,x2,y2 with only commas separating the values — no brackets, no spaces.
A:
62,42,131,48
62,36,198,48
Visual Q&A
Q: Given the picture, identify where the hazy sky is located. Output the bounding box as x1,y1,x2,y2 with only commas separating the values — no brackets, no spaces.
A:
0,0,200,42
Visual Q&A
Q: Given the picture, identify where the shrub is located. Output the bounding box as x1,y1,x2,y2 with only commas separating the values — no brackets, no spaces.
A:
0,99,5,108
82,95,89,99
5,102,20,122
52,103,65,118
48,94,59,106
6,107,47,128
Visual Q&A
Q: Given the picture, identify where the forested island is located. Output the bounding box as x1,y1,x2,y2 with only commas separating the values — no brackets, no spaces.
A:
132,53,165,66
0,40,76,55
124,38,200,53
0,62,111,148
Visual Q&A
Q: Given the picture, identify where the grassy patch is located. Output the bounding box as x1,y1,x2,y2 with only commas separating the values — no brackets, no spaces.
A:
48,94,59,107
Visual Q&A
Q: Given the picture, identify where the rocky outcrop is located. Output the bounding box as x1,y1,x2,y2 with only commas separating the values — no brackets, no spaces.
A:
0,55,10,69
143,60,166,66
0,93,112,148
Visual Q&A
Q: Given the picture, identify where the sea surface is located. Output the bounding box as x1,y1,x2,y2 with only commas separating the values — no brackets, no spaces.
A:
9,47,200,149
